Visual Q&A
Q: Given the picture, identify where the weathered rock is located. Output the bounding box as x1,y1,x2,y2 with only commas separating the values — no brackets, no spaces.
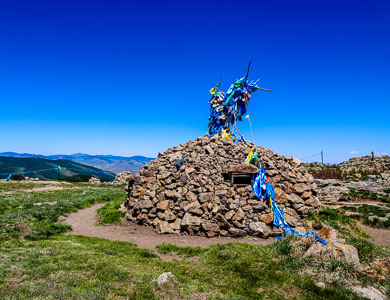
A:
181,213,201,226
205,145,214,155
216,214,230,228
228,227,247,237
305,196,319,208
232,208,245,221
186,191,197,202
226,164,259,174
287,193,305,209
274,187,287,203
113,171,134,185
156,272,177,286
171,218,181,230
314,178,390,205
156,220,173,234
157,200,170,211
89,177,101,185
198,193,213,203
260,213,274,224
185,168,196,174
293,183,310,194
184,201,200,212
201,220,220,232
140,200,153,209
249,221,271,237
381,173,390,181
284,214,298,227
352,286,386,300
305,226,362,271
169,152,183,164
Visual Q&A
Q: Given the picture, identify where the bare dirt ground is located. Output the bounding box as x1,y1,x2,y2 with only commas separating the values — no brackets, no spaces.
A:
16,186,68,193
65,204,273,250
65,203,390,253
359,224,390,248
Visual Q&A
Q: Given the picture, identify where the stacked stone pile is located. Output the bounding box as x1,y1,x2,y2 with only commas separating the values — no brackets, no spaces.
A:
88,177,101,185
113,171,134,185
339,155,390,178
124,135,321,237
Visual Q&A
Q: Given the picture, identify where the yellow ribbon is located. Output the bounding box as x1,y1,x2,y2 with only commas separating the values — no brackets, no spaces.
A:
244,146,256,164
222,128,232,138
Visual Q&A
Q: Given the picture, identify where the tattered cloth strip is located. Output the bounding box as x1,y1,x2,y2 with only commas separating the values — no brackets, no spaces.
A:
245,147,257,164
252,168,327,246
208,76,268,137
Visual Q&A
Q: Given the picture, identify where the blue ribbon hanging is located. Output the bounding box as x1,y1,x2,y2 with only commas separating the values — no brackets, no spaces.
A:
252,168,327,246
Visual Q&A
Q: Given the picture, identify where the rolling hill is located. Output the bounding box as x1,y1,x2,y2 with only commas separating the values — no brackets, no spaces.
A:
0,152,154,174
0,156,115,181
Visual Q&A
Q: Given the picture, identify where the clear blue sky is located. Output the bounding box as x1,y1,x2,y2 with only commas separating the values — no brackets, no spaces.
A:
0,0,389,163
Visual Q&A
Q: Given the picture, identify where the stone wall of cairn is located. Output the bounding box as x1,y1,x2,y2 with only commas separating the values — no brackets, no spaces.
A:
124,136,321,238
338,155,390,175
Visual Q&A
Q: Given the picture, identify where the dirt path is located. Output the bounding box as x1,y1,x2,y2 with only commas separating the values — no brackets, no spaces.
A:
17,186,68,193
65,204,273,250
359,224,390,248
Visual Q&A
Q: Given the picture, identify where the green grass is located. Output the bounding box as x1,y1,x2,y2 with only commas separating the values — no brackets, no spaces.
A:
344,236,390,263
0,183,125,241
0,182,46,191
341,189,390,203
0,182,389,299
96,198,126,225
0,236,370,299
340,205,390,217
307,207,368,236
157,243,207,257
362,217,390,228
340,205,390,229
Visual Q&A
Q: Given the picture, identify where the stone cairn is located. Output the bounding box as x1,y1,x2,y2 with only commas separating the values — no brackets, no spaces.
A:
113,171,134,185
338,155,390,179
124,135,321,238
88,177,101,185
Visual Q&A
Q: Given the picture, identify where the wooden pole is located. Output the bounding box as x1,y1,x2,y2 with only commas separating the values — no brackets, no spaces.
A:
256,87,272,92
244,60,252,83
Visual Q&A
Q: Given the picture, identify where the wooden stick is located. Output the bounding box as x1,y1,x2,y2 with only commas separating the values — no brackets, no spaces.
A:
233,123,243,137
257,87,272,92
244,60,252,83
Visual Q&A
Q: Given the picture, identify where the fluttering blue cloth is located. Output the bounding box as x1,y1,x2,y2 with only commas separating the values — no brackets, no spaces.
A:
252,168,275,200
208,78,262,136
252,168,327,246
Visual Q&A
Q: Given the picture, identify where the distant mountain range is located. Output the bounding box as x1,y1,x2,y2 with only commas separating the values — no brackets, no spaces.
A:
0,156,115,181
0,152,154,174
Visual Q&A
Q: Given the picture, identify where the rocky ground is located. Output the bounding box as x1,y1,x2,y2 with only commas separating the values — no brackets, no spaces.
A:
305,155,390,181
339,155,390,177
315,178,390,205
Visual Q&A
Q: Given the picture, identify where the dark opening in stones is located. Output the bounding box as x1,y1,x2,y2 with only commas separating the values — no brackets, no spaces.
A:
222,173,230,181
231,174,253,186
